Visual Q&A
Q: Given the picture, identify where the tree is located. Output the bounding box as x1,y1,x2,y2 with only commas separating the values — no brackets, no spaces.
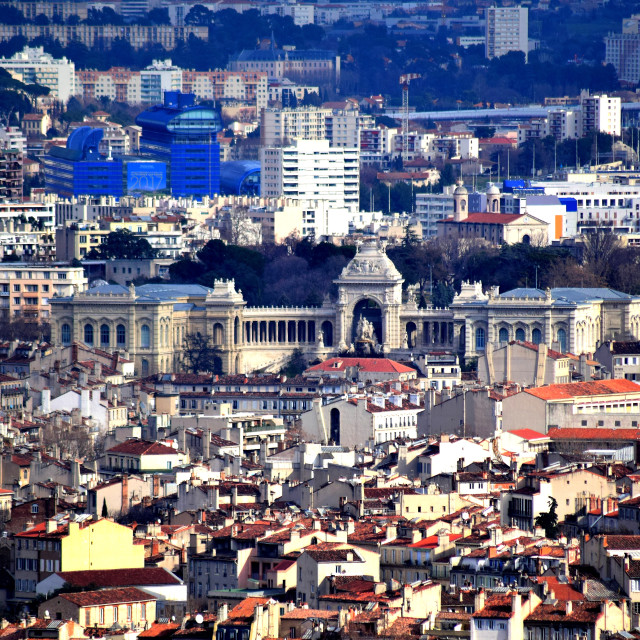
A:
87,229,156,259
582,228,620,282
534,497,559,539
101,498,109,518
182,333,223,374
185,4,213,25
281,348,306,378
221,206,262,246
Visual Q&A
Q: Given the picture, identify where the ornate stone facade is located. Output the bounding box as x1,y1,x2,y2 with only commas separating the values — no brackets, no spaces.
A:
50,244,640,375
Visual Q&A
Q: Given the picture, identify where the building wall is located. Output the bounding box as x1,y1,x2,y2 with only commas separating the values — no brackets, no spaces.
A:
60,519,145,572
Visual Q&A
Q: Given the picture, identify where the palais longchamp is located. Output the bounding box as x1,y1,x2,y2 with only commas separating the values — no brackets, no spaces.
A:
51,243,640,375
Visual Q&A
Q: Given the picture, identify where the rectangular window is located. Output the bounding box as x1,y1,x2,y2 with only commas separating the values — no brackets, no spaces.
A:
99,608,104,624
141,604,146,620
127,605,132,621
113,607,118,622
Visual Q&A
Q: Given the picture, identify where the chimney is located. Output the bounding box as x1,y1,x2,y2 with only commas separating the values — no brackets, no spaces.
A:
45,519,57,534
71,460,81,489
565,600,572,616
121,474,128,515
411,529,421,544
41,388,51,414
217,603,228,623
385,525,397,541
153,474,160,498
511,593,521,619
80,389,90,418
202,428,210,460
93,361,102,379
474,589,485,613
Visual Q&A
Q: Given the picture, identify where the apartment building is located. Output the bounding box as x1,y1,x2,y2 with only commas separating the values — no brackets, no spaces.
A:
260,107,331,146
260,139,359,212
140,59,183,105
0,25,208,50
579,91,621,137
485,6,529,60
183,70,268,109
75,68,141,104
415,190,455,239
0,263,87,320
0,47,75,103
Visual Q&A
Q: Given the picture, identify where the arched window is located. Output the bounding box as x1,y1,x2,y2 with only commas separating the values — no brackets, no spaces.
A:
140,324,150,348
515,328,525,342
475,327,485,351
164,324,169,347
213,322,224,346
84,323,94,346
499,328,508,343
116,324,126,346
532,328,542,344
558,328,567,353
100,324,110,347
61,323,71,346
330,408,340,445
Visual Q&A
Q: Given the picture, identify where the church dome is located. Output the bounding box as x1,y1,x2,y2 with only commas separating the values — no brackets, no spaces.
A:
486,183,500,195
340,242,402,280
454,184,468,196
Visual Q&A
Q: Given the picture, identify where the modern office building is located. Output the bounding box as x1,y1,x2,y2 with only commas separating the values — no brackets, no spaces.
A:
220,161,261,196
44,127,123,198
260,138,359,212
135,91,222,198
605,33,640,86
0,46,75,102
485,6,528,60
415,191,455,239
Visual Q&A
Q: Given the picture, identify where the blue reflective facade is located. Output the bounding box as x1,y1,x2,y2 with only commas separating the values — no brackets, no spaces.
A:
136,92,222,198
44,126,123,198
220,160,261,196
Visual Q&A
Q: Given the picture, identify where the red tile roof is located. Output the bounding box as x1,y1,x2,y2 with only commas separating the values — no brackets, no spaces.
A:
58,587,155,607
458,213,523,224
107,439,178,456
306,358,415,374
54,567,182,587
138,623,180,639
548,427,640,441
507,429,549,441
524,379,640,400
472,595,516,618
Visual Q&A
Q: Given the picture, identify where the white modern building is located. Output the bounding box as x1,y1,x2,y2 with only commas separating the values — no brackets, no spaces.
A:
325,111,375,148
579,91,621,137
140,59,183,105
0,47,75,102
415,190,455,239
260,107,331,146
260,138,360,212
485,6,528,60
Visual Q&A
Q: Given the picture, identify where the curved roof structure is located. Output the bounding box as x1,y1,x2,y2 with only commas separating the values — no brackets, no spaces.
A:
220,160,261,196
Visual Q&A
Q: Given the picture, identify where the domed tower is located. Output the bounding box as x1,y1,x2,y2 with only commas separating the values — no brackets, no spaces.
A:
486,183,501,213
453,184,468,221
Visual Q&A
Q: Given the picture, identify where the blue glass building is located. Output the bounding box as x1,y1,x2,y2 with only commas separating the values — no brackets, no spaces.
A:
220,160,261,196
44,127,123,198
135,92,223,198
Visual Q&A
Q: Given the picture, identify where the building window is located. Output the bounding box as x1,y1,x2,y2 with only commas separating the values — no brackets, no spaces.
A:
61,323,71,346
99,608,104,625
100,324,110,347
557,328,567,353
84,323,94,346
141,604,146,620
515,328,525,341
532,328,542,344
126,605,132,621
117,324,126,346
113,607,118,622
475,327,485,351
140,324,150,348
499,328,508,342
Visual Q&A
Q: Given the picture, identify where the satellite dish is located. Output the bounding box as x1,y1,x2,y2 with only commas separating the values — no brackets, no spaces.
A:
195,614,204,625
461,512,469,520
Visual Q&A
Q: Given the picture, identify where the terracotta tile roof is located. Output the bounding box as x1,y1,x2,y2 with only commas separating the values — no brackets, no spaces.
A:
138,623,180,639
306,358,415,374
281,609,338,620
59,587,155,607
524,379,640,401
225,597,269,621
525,601,605,623
457,213,523,225
107,439,178,455
473,595,517,619
364,487,417,498
548,427,640,441
601,535,640,550
507,429,549,441
54,567,182,587
304,548,359,562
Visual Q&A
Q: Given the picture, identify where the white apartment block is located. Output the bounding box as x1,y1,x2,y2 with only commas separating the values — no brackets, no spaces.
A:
415,191,455,239
325,111,375,148
0,47,75,103
485,6,528,60
140,59,183,105
260,107,331,146
359,127,397,167
579,91,621,137
547,109,580,141
267,80,319,105
262,3,315,26
260,139,359,213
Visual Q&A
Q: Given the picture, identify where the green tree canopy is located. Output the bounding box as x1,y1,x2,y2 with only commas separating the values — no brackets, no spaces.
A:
87,229,156,259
